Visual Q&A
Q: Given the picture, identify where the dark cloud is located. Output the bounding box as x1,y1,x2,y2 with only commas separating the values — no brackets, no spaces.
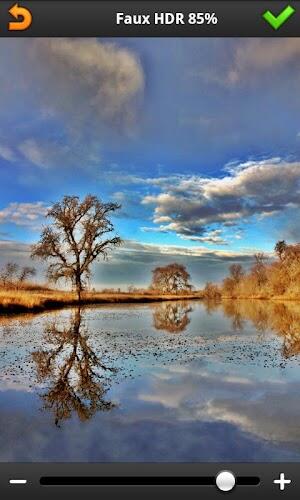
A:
92,240,255,288
0,238,255,289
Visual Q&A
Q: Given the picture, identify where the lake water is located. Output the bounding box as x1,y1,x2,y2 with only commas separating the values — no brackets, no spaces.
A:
0,299,300,462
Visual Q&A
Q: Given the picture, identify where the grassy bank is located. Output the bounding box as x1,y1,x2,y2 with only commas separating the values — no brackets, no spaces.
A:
0,289,204,315
204,293,300,302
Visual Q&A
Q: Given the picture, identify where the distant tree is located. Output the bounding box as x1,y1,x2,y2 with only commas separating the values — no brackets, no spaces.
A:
151,263,192,294
222,263,245,297
284,243,300,264
203,281,221,300
251,252,268,287
0,262,37,288
229,263,244,284
32,195,122,302
192,239,300,299
19,266,36,283
0,262,19,286
222,276,236,296
275,240,287,262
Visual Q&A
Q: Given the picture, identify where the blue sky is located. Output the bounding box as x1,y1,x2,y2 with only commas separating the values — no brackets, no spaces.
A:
0,38,300,288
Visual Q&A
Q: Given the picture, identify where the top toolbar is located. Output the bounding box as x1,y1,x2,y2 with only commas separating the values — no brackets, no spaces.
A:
0,1,300,36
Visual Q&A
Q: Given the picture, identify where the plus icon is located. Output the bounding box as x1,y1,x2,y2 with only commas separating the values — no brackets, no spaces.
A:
273,473,292,491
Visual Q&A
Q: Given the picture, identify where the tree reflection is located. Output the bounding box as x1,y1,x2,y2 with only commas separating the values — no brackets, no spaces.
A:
203,298,221,316
272,303,300,359
32,308,116,426
221,300,300,359
220,300,246,331
153,301,192,333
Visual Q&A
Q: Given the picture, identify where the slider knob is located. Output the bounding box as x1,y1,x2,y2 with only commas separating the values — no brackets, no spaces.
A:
215,471,236,492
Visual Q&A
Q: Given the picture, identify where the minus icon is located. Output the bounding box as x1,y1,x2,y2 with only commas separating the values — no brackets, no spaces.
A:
9,479,27,485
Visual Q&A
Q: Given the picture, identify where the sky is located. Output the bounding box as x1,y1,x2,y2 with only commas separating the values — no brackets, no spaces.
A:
0,37,300,288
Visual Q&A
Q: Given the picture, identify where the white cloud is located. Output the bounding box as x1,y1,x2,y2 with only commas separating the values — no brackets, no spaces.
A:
0,239,30,254
180,230,228,245
196,39,300,87
141,159,300,239
0,202,48,227
227,39,300,84
0,144,16,163
0,38,145,175
137,364,300,446
121,239,255,260
19,139,48,169
18,137,103,171
28,38,144,130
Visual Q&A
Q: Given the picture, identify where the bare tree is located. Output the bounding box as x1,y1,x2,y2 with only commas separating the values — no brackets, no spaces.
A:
19,266,36,283
151,263,192,294
275,240,287,262
0,262,19,287
31,195,122,301
203,281,221,300
222,263,245,296
0,262,37,288
229,263,244,284
251,252,268,287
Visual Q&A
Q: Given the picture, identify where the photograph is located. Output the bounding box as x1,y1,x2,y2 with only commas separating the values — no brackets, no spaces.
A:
0,37,300,462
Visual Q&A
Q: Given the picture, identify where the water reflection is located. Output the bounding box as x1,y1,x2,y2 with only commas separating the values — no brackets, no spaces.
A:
153,299,300,360
221,300,300,359
32,308,116,426
202,298,221,315
1,299,300,461
152,301,192,333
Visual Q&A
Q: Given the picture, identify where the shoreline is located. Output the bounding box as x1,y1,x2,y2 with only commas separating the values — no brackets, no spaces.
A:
1,290,300,317
0,290,204,316
219,295,300,302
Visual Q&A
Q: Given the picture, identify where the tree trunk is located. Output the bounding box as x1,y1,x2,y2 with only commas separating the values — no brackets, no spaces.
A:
75,273,82,303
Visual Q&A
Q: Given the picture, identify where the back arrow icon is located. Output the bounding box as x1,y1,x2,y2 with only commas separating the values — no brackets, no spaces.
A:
8,3,32,31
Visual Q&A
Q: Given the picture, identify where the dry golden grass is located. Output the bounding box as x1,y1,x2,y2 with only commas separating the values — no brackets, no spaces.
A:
0,288,204,315
216,242,300,300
